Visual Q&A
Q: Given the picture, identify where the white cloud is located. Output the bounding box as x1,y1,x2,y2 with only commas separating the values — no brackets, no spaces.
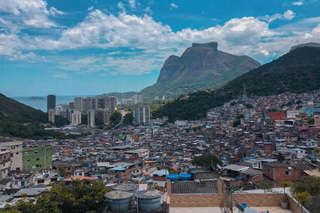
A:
0,0,63,29
293,1,304,5
262,10,295,23
54,72,69,78
1,8,320,75
127,0,136,9
170,3,178,9
117,2,125,11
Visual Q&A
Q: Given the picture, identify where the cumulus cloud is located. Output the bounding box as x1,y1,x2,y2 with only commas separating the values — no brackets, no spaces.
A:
293,1,304,6
0,0,63,29
1,7,320,75
127,0,136,9
170,3,178,9
262,10,295,23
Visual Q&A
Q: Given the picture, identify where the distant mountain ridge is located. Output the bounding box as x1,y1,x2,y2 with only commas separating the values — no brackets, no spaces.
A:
290,42,320,51
152,44,320,122
140,42,260,99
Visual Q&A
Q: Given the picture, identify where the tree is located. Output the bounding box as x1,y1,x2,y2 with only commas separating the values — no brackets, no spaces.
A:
3,180,111,213
295,192,312,212
191,155,222,169
281,181,293,195
109,111,122,127
58,168,67,178
292,176,320,196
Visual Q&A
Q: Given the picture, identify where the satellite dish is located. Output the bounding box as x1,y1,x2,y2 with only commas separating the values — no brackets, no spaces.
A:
236,202,245,212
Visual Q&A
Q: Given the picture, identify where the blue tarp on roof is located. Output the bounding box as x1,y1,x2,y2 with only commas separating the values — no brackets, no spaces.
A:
109,167,126,171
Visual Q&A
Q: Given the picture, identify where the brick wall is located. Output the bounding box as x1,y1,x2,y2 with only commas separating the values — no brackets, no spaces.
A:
169,194,224,207
233,193,286,207
263,165,302,182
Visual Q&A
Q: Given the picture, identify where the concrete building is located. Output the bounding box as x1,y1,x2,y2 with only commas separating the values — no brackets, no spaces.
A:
87,109,95,128
0,151,12,178
48,109,55,123
133,104,150,125
0,141,23,171
95,109,109,125
55,105,63,116
22,147,52,172
71,110,82,125
97,96,117,114
47,95,56,113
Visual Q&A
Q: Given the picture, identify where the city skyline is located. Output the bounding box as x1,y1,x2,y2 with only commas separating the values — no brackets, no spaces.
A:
1,0,320,96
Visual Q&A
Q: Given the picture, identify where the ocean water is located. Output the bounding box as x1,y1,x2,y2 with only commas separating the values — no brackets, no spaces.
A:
11,95,86,112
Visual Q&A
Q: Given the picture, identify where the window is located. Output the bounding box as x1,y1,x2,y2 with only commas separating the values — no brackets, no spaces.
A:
34,151,39,154
38,179,45,184
268,168,271,173
16,152,18,155
285,170,292,176
36,164,42,168
10,153,13,157
1,149,6,152
51,178,57,182
36,158,40,161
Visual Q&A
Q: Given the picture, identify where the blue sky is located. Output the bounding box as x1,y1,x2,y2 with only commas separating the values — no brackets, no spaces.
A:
1,0,320,96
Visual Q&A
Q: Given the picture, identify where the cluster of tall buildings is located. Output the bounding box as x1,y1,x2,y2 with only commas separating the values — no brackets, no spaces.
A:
119,94,148,106
74,96,116,114
46,95,117,127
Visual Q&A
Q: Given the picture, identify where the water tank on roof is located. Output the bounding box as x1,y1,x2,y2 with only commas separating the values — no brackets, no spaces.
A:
135,190,161,211
105,191,133,211
112,183,137,193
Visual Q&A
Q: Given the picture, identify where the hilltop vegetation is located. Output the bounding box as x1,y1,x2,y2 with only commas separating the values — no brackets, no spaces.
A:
152,46,320,122
0,93,69,139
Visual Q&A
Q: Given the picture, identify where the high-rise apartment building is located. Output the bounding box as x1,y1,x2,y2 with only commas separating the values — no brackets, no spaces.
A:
71,110,82,125
74,96,117,114
97,96,117,113
87,110,95,128
95,109,110,125
47,95,56,113
133,104,150,125
55,105,63,116
48,109,55,123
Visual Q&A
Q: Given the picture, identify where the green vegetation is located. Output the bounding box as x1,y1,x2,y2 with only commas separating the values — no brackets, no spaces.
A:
109,111,122,127
191,155,222,168
122,113,133,126
292,176,320,212
0,93,71,139
153,46,320,122
3,180,111,213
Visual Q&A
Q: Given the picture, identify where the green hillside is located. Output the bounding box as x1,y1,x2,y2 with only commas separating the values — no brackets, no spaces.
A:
152,46,320,122
0,93,69,138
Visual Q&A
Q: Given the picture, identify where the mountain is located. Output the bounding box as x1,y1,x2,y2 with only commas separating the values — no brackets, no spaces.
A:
0,93,68,138
290,42,320,51
140,42,260,99
152,45,320,122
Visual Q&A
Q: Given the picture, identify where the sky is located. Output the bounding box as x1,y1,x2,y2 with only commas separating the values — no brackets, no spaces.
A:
1,0,320,97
